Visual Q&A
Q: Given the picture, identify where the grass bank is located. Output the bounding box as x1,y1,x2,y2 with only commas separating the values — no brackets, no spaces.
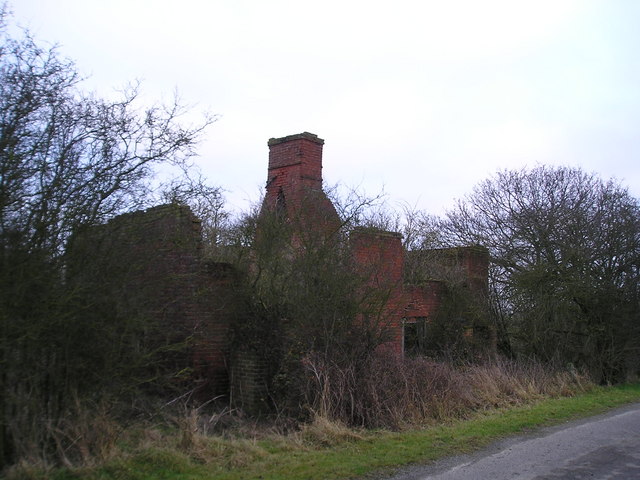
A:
26,383,640,480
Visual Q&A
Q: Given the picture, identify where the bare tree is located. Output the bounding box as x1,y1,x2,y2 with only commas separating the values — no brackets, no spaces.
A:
161,171,230,258
440,166,640,381
0,11,215,467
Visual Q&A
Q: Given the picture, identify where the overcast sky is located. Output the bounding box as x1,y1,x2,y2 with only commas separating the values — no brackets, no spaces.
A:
11,1,640,215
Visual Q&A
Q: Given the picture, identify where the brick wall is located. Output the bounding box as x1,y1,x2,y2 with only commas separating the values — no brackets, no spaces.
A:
351,228,404,288
69,204,241,397
229,348,269,414
404,282,446,318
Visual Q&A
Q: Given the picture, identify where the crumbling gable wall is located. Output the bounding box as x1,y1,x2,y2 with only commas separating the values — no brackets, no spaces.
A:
350,228,407,353
402,246,493,357
68,203,242,397
350,228,493,357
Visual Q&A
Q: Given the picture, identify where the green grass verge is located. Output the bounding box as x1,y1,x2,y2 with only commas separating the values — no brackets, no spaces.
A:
51,383,640,480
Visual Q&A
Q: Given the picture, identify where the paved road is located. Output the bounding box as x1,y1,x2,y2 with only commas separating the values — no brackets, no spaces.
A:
380,402,640,480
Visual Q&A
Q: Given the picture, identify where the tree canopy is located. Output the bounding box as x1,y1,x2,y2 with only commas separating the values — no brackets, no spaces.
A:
440,165,640,381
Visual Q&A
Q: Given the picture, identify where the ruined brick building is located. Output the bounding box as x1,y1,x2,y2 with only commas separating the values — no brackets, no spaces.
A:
77,132,493,409
260,132,492,357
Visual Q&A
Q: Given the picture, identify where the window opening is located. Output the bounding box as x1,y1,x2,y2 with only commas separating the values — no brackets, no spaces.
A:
403,317,428,357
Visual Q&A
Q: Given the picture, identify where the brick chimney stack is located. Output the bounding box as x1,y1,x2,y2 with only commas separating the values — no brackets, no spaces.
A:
265,132,324,210
260,132,339,235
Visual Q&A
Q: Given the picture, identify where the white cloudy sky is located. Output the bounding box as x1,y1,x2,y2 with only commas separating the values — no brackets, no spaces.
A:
11,0,640,215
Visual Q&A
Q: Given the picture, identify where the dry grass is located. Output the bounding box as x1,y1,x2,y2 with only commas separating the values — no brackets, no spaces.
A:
3,356,593,478
296,415,366,447
5,398,121,472
301,354,593,429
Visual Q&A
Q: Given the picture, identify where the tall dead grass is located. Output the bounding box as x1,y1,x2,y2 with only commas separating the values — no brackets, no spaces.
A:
3,356,592,478
4,397,120,471
302,353,592,429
